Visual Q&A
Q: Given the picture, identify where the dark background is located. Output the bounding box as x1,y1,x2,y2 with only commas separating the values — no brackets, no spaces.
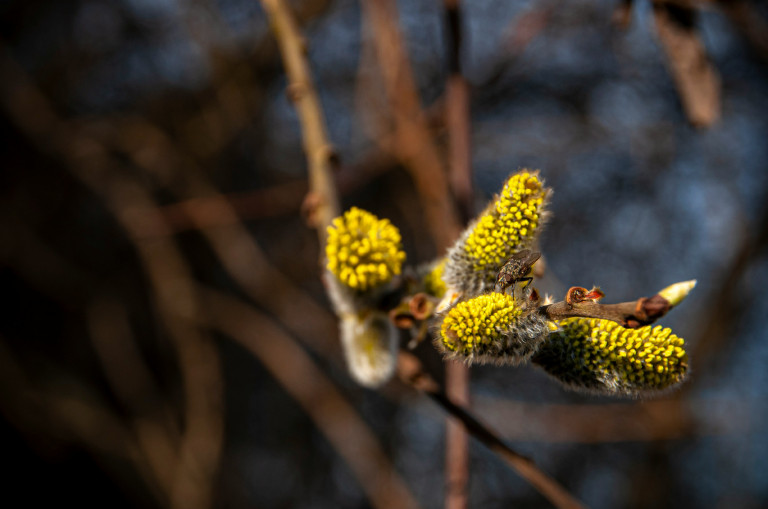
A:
2,0,768,508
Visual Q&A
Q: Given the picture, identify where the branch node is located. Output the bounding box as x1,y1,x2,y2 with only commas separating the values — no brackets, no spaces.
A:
286,82,307,102
300,191,324,228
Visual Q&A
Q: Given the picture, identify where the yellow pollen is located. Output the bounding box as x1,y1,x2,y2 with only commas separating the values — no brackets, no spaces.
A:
545,317,688,392
440,293,522,354
326,207,406,291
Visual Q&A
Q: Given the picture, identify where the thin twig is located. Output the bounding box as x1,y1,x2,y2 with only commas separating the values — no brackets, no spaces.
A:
97,115,342,356
7,96,411,509
473,395,753,443
651,0,721,127
261,0,340,242
361,0,462,251
93,60,426,509
198,288,423,509
87,299,180,497
442,1,472,507
541,288,677,328
0,48,224,509
398,352,586,509
94,116,396,236
0,339,164,504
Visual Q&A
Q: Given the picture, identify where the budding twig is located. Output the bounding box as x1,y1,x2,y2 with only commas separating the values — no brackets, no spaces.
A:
541,281,695,328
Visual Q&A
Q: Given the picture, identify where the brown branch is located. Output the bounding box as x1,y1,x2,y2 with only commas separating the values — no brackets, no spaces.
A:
96,115,342,356
473,395,753,443
87,299,180,497
541,288,675,328
89,100,426,509
198,288,423,509
715,0,768,64
4,68,410,509
0,338,166,504
0,48,224,509
444,1,473,226
76,169,224,509
444,360,470,509
261,0,341,242
443,2,472,508
361,0,463,251
651,0,721,127
398,353,586,509
97,127,396,237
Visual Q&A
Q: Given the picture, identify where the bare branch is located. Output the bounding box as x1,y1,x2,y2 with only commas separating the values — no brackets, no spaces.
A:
261,0,341,240
474,394,753,442
199,288,423,509
541,290,674,328
652,0,721,127
398,353,586,509
442,1,472,507
0,49,224,509
361,0,463,251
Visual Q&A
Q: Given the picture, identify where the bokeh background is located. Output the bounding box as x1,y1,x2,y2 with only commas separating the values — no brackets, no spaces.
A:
2,0,768,508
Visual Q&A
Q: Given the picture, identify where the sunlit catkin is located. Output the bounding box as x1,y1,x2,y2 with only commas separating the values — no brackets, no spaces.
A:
326,207,406,292
532,317,688,396
442,170,550,297
437,293,549,365
340,312,398,388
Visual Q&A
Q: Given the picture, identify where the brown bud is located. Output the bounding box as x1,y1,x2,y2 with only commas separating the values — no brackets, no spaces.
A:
566,287,588,307
409,293,434,321
389,308,415,329
566,286,604,307
637,294,671,321
301,191,323,228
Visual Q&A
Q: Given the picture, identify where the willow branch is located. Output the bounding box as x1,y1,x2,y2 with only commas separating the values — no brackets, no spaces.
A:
261,0,340,242
103,135,396,238
473,394,753,443
652,0,721,127
96,115,341,355
87,299,180,497
0,48,224,509
199,288,423,509
362,0,462,251
398,353,585,509
443,1,471,508
96,105,419,507
541,288,678,328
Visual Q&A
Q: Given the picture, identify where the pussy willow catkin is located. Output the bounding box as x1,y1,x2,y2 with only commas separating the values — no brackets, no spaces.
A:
532,317,688,396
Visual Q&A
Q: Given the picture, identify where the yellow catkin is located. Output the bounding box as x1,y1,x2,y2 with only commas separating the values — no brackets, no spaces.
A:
437,292,550,366
326,207,406,292
423,259,448,298
440,293,523,354
533,317,688,395
464,171,546,272
442,170,550,296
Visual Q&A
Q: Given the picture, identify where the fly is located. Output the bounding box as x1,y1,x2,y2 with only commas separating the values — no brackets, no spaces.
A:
495,249,541,295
